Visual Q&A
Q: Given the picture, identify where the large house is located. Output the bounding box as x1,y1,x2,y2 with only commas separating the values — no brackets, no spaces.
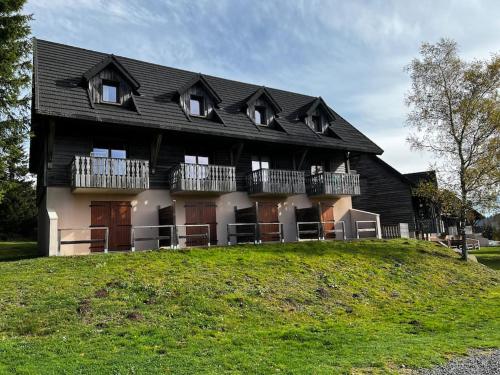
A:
30,39,385,256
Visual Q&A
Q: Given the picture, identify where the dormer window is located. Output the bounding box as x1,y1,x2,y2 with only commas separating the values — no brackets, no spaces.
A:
102,81,119,103
255,106,266,125
189,95,204,116
312,115,323,133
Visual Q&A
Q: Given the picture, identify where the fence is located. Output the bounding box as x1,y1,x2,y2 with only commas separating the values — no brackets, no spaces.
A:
381,223,410,239
57,227,109,256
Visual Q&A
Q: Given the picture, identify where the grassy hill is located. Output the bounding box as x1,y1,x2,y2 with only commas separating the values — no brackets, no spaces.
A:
0,240,498,374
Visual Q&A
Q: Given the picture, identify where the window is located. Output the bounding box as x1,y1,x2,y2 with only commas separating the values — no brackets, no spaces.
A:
251,155,270,171
312,115,323,133
189,95,204,116
102,81,119,103
311,164,324,175
91,146,127,175
184,155,209,165
184,155,209,179
254,106,266,125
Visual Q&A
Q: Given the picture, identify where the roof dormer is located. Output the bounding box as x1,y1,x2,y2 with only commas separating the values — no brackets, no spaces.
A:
299,97,336,135
176,74,223,123
83,55,140,111
244,87,286,131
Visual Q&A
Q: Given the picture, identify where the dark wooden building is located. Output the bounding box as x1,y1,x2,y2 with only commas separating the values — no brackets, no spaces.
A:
30,39,385,255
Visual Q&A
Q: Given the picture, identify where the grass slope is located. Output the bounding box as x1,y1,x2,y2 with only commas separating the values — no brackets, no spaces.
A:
0,240,499,374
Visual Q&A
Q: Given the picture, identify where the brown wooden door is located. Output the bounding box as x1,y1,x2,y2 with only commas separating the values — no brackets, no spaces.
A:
257,202,280,242
91,201,131,251
319,202,336,239
185,201,216,246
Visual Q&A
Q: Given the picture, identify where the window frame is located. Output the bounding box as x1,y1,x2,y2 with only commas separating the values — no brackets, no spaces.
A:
101,80,120,104
184,154,210,165
310,164,324,176
254,106,267,126
251,155,271,171
312,115,323,133
189,95,205,117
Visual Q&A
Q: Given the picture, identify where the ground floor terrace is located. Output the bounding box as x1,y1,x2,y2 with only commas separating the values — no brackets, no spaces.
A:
38,187,383,256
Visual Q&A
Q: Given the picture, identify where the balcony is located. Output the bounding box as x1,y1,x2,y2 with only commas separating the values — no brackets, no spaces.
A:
246,169,306,196
306,172,360,197
71,156,149,194
169,163,236,195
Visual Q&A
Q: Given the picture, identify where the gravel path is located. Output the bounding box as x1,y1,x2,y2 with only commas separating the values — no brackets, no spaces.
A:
418,349,500,375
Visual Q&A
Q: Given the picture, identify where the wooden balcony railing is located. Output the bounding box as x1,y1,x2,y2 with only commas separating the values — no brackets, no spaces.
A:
306,172,360,196
71,156,149,191
246,169,306,195
169,163,236,194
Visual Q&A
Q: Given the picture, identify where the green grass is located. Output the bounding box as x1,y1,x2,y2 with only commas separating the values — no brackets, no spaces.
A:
0,241,39,262
0,240,499,374
470,246,500,270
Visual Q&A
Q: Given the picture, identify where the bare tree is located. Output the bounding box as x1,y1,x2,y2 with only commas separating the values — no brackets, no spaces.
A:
405,38,500,260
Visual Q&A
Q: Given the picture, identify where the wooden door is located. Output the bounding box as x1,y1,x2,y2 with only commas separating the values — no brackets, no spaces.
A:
90,201,110,252
185,201,217,246
319,202,336,239
257,202,280,242
91,201,131,251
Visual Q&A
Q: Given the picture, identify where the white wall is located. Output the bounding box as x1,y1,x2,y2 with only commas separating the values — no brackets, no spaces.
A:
42,187,358,255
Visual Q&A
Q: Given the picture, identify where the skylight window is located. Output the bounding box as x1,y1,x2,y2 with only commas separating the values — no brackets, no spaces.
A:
102,81,119,103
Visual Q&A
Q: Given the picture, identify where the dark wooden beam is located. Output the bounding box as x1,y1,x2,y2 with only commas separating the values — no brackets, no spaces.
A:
296,148,308,170
150,133,163,174
231,142,244,166
47,119,55,169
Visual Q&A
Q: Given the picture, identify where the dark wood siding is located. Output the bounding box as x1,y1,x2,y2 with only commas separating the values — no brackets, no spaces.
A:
46,119,352,192
350,154,416,231
88,67,134,107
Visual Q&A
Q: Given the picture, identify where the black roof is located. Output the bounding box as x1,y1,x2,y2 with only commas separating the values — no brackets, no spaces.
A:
403,171,437,187
33,39,383,154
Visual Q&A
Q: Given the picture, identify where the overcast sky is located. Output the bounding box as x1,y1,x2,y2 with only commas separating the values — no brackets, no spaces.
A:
26,0,500,173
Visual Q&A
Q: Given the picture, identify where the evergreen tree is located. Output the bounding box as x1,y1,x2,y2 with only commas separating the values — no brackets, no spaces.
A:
0,0,32,200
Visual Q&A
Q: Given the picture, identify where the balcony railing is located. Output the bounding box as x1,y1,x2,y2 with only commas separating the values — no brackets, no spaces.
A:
306,172,360,197
246,169,306,195
71,156,149,192
169,163,236,194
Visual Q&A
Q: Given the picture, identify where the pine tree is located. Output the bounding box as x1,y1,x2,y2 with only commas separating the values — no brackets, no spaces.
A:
0,0,32,201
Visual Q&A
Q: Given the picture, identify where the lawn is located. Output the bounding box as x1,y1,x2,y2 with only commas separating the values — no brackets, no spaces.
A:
0,239,498,374
470,246,500,270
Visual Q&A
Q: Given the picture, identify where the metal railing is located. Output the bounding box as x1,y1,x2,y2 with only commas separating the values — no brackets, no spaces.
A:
306,172,360,196
296,221,322,241
257,222,284,243
227,223,258,245
355,220,378,239
175,224,211,247
296,220,346,241
71,156,149,190
169,163,236,193
57,226,109,256
323,220,346,240
382,223,410,239
246,169,306,195
131,225,176,251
